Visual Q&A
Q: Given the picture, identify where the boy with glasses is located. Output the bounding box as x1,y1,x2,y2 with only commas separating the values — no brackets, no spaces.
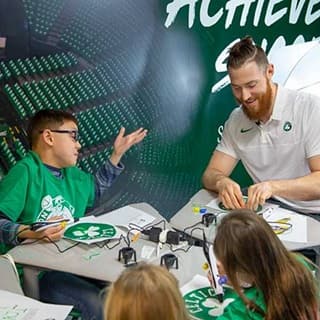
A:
0,109,147,320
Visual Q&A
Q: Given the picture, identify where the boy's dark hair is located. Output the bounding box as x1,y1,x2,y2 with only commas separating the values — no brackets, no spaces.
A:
27,109,78,148
227,36,269,71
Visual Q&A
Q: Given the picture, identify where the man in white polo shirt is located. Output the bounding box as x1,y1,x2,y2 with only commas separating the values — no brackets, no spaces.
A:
202,36,320,214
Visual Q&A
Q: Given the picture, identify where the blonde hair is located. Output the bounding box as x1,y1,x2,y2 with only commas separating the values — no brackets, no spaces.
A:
214,209,319,320
104,263,190,320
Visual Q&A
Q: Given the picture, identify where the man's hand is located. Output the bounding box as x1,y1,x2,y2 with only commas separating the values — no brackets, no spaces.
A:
216,177,246,209
246,181,273,210
110,127,147,166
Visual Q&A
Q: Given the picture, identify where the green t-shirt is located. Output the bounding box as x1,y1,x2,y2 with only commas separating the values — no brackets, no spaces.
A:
184,255,315,319
184,284,265,320
0,151,95,224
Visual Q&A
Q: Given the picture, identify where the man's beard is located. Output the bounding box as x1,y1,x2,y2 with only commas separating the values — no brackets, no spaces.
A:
240,82,273,121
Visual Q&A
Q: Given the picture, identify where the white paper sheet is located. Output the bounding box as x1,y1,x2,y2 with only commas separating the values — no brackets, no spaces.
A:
206,200,307,243
0,290,72,320
180,274,210,295
263,207,307,243
95,206,156,231
206,198,277,213
205,198,222,211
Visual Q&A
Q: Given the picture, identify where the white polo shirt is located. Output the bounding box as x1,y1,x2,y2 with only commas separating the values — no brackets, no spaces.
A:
217,85,320,213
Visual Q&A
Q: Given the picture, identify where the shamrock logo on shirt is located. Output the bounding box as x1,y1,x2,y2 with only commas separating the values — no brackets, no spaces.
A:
203,297,235,316
184,287,235,319
283,121,292,132
37,195,75,221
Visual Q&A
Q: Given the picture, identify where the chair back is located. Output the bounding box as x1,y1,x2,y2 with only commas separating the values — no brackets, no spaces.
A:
0,254,24,295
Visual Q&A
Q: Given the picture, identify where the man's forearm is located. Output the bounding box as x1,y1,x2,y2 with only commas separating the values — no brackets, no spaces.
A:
269,172,320,201
202,169,230,193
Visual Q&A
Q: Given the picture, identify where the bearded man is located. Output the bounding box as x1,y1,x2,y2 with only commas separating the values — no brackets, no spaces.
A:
202,36,320,215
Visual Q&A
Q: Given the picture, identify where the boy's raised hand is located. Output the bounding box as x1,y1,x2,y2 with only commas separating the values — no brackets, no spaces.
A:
110,127,147,166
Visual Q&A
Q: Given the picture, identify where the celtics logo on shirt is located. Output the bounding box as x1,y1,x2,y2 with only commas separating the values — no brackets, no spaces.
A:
37,195,75,221
283,121,292,132
64,223,116,241
184,287,235,319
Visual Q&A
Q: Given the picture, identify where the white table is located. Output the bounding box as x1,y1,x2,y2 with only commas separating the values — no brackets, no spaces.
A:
9,203,206,298
170,189,320,251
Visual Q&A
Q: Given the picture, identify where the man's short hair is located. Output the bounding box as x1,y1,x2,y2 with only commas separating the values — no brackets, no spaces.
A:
27,109,78,148
227,36,269,71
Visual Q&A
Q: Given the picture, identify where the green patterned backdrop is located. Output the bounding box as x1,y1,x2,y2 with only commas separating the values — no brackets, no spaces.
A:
0,0,319,218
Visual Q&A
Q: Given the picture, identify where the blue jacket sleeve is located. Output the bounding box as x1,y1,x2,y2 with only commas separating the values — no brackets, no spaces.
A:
0,212,22,246
93,158,124,205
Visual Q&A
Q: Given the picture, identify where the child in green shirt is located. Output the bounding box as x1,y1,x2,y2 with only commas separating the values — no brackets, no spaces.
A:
184,210,319,319
0,109,147,320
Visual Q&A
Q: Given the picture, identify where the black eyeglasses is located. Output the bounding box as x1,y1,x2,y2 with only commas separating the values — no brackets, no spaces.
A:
39,129,79,141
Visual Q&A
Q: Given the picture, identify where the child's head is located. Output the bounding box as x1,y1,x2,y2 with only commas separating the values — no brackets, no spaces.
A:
27,109,80,168
104,263,190,320
27,109,78,148
213,209,318,320
214,209,286,289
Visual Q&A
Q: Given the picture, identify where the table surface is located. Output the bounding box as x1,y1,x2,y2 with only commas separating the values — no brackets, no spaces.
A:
9,203,207,288
170,189,320,251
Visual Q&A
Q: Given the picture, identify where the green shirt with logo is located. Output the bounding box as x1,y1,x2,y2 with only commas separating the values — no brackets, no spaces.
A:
0,151,94,225
184,284,265,320
184,255,314,319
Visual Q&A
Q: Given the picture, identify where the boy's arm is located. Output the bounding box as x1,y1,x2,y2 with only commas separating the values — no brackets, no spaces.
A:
109,127,147,166
0,213,65,245
93,158,124,207
92,127,147,206
16,223,65,242
0,214,21,245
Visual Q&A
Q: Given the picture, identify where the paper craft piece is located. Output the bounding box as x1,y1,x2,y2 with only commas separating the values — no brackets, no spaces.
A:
263,207,307,243
64,221,123,244
207,197,277,214
181,275,235,320
96,206,156,231
207,197,262,213
0,289,72,320
218,197,262,213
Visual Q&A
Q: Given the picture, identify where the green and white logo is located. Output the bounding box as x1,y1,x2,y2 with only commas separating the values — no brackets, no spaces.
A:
64,223,116,241
283,121,292,132
219,196,262,213
184,287,234,319
37,195,74,222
